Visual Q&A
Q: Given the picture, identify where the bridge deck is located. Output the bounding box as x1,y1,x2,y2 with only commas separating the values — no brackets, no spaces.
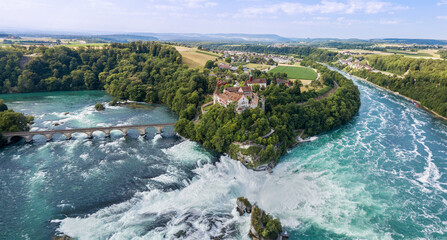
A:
2,123,175,137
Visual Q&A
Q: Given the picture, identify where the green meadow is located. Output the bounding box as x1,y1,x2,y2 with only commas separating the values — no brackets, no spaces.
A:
269,66,317,80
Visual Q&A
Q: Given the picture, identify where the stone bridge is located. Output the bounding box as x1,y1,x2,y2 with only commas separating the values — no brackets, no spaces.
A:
2,123,175,144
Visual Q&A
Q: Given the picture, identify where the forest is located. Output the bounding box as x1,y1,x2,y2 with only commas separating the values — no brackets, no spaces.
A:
353,55,447,117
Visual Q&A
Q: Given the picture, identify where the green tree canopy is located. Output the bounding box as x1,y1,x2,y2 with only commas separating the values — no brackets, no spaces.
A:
0,99,8,112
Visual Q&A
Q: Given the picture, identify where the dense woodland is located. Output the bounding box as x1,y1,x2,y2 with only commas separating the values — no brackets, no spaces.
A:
353,55,447,117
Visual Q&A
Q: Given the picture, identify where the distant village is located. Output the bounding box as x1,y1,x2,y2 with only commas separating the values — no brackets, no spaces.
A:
215,50,296,72
338,57,375,71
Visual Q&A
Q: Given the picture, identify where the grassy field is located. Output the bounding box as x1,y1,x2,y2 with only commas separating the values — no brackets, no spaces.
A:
383,49,434,58
245,63,271,71
196,50,220,57
269,66,317,80
175,46,219,70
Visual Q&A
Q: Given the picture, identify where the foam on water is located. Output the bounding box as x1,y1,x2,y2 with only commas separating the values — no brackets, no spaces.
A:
55,151,393,240
152,133,162,144
162,140,212,166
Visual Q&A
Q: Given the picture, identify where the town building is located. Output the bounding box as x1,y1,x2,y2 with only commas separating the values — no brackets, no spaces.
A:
276,78,291,87
213,86,263,113
246,74,267,88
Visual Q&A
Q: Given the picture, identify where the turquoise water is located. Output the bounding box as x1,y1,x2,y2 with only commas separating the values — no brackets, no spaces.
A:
1,68,447,239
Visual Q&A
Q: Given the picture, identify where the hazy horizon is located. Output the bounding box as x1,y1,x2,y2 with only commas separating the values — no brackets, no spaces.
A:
1,0,447,39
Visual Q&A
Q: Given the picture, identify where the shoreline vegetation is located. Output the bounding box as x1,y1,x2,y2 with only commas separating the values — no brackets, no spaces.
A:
337,68,447,122
330,55,447,122
0,100,34,147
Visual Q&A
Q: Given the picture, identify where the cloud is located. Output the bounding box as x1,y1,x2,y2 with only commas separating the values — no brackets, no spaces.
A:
291,17,400,27
437,16,447,20
379,19,400,25
237,0,407,17
438,0,447,6
148,0,217,9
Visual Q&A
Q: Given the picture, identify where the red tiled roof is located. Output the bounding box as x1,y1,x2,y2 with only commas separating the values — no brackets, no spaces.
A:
276,78,289,84
216,80,227,87
239,86,253,92
248,79,267,84
216,91,244,102
224,86,252,93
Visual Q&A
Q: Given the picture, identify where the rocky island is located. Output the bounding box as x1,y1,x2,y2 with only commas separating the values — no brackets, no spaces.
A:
237,197,288,240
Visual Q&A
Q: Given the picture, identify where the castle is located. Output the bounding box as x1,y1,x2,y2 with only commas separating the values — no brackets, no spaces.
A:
213,86,262,113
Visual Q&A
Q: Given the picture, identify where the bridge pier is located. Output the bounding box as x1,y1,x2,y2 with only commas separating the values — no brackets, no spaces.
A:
6,137,12,144
86,131,93,139
25,135,33,143
104,130,111,138
121,128,129,137
154,126,164,134
64,133,72,140
45,134,53,142
138,127,146,136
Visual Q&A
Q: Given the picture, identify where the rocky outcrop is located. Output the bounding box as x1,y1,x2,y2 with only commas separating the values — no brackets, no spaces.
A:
229,142,263,167
236,197,288,240
236,197,252,215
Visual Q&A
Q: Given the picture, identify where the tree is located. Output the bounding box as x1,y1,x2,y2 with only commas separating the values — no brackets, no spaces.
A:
225,56,231,63
0,110,34,132
439,50,447,60
262,218,282,239
0,100,8,112
84,70,100,90
95,102,105,111
238,65,244,74
205,60,214,69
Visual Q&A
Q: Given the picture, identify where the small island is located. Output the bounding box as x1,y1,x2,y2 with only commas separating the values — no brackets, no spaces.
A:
94,102,105,111
236,197,288,240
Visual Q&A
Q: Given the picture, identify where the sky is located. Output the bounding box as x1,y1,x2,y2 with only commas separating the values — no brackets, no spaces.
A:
0,0,447,39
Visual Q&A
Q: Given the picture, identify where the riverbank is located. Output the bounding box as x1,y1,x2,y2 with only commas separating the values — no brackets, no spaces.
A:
339,68,447,122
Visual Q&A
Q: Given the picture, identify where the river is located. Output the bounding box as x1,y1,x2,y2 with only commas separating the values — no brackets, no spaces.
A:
0,68,446,239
